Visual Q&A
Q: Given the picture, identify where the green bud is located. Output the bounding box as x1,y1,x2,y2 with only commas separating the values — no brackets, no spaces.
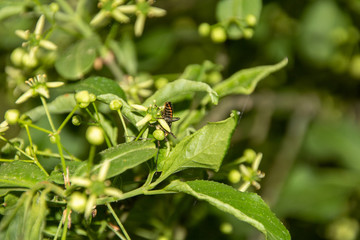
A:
10,48,26,66
5,109,20,125
228,169,241,184
211,26,227,43
198,23,211,37
72,115,82,126
49,135,57,144
243,28,254,39
109,99,123,110
220,222,233,234
49,2,60,12
75,90,90,104
69,192,87,213
86,126,105,145
153,129,165,141
245,14,257,27
89,93,96,102
22,52,38,68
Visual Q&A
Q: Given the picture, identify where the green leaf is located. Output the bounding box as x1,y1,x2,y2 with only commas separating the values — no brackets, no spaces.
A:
159,111,238,180
0,161,48,188
165,180,290,240
93,141,157,179
0,191,48,240
55,37,100,80
25,94,76,121
144,79,218,106
216,0,262,22
66,76,127,100
213,58,288,98
97,112,118,146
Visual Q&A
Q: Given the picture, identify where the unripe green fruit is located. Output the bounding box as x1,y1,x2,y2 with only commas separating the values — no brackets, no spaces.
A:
11,48,26,66
211,26,227,43
228,169,241,183
243,28,254,39
153,129,165,141
198,23,211,37
86,126,104,145
245,14,257,27
5,109,20,125
22,53,38,68
69,192,87,213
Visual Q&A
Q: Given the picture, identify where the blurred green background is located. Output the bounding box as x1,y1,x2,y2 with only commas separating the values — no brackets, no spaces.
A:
1,0,360,239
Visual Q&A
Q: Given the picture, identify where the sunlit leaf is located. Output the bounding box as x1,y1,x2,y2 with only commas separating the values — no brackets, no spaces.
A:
165,180,291,240
65,76,127,100
158,111,238,180
211,58,287,99
93,141,157,179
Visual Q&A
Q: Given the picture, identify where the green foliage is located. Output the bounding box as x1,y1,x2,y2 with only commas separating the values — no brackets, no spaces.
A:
165,180,290,240
0,0,292,239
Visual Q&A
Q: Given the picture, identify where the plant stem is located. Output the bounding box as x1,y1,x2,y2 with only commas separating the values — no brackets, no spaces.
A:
0,135,34,160
117,109,129,142
55,134,67,179
106,203,131,240
24,124,49,176
18,120,53,135
61,207,70,240
57,105,78,133
88,145,96,174
41,96,57,132
135,125,147,141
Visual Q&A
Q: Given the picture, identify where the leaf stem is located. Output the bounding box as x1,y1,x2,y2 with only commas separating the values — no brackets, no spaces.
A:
106,203,131,240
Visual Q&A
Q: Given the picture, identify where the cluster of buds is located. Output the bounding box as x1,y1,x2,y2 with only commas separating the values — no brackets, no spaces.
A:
91,0,166,36
228,149,265,192
14,15,57,68
120,75,153,103
198,14,257,43
69,160,123,218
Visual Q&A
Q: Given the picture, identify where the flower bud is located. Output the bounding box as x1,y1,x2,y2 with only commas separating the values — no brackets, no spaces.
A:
243,28,254,39
5,109,20,125
10,48,26,66
198,23,211,37
228,169,241,184
109,99,123,110
72,115,82,126
245,14,257,27
211,26,227,43
75,90,90,107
